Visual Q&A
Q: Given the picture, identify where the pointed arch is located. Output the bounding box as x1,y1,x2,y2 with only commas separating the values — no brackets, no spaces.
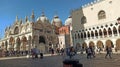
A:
9,37,15,48
84,32,86,38
99,29,103,37
112,26,117,36
14,26,19,34
82,42,87,49
103,28,107,37
91,31,94,38
95,30,98,37
78,33,80,39
116,39,120,51
22,36,27,42
81,33,83,39
21,36,27,50
108,28,112,36
97,41,104,48
106,40,113,48
87,31,90,38
81,16,87,24
89,41,95,47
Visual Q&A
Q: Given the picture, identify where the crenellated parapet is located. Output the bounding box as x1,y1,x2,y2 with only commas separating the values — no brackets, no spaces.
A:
73,0,105,12
82,0,104,8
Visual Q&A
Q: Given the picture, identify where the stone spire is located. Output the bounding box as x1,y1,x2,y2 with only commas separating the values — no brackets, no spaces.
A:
20,19,22,24
25,16,28,22
41,8,45,16
41,11,45,16
31,10,35,22
15,15,18,22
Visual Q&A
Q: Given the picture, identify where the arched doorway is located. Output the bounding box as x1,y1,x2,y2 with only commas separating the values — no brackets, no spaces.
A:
16,37,21,51
38,36,46,53
106,40,113,48
21,36,27,51
115,39,120,52
9,37,15,51
39,36,46,44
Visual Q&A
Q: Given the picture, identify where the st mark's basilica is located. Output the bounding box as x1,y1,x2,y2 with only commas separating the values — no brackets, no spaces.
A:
0,11,63,53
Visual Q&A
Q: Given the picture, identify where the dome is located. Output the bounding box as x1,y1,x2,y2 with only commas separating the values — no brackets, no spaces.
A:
51,15,62,27
65,16,72,26
37,14,49,23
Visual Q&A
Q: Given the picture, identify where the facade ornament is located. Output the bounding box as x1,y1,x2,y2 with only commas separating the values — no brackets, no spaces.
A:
25,16,28,22
31,10,35,22
16,15,18,22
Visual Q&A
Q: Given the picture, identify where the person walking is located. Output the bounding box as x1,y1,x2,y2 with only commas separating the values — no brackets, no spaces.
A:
86,47,92,59
51,48,54,56
40,49,43,59
69,47,76,59
31,46,40,59
105,46,112,59
89,46,96,58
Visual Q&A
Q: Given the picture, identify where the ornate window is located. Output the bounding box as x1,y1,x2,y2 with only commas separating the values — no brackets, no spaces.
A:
81,16,87,24
14,26,19,34
98,10,106,20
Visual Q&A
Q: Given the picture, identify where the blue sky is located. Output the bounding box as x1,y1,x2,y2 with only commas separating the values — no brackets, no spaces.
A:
0,0,94,38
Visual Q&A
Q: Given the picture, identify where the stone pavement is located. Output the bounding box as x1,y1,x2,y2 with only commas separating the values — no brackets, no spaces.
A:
77,54,120,67
0,53,120,67
0,53,54,60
